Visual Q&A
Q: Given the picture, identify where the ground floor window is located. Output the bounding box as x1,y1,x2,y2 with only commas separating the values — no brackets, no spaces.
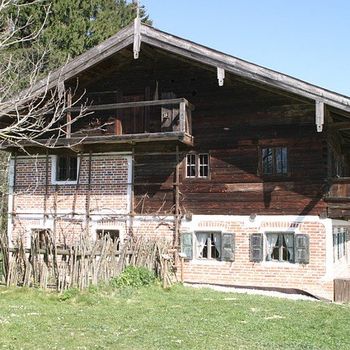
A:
195,232,221,259
96,229,120,249
181,231,235,262
266,232,294,262
251,232,309,264
31,229,52,249
333,228,347,261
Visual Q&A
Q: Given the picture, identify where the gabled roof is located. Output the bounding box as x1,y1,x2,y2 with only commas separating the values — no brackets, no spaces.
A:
22,21,350,114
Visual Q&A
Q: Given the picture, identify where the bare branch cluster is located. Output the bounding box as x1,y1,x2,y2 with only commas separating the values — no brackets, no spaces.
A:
0,0,86,150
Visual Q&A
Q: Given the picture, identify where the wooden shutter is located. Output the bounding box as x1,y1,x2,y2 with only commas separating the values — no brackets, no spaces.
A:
250,233,263,262
221,233,235,262
295,234,309,264
181,232,193,260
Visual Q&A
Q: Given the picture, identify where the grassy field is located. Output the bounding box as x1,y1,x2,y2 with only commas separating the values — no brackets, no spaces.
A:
0,284,349,350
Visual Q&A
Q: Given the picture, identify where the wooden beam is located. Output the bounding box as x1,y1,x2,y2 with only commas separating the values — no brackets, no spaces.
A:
141,25,350,113
329,122,350,130
133,17,141,59
217,67,225,86
65,98,194,113
316,101,324,132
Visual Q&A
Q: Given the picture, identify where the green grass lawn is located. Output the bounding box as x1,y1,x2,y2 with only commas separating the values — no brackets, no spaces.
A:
0,284,349,350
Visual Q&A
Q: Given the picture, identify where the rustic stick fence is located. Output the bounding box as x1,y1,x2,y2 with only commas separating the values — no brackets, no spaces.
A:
0,234,176,292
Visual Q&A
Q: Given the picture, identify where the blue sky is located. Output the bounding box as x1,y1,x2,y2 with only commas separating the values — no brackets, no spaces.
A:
141,0,350,96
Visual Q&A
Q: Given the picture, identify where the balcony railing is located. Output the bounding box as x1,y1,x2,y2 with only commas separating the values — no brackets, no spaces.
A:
325,177,350,219
65,98,193,142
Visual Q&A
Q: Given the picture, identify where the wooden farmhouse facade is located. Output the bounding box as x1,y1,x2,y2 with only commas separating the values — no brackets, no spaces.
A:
3,21,350,300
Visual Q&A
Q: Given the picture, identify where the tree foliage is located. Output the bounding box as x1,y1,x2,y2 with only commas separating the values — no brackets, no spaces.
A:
7,0,151,74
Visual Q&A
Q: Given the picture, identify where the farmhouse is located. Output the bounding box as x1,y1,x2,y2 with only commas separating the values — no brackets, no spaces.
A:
2,20,350,300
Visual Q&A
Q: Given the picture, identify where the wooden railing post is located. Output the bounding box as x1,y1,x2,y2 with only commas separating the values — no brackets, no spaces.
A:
179,100,186,133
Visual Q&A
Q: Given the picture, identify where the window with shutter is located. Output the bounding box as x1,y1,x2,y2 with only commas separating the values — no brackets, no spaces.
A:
295,234,309,264
221,233,235,262
181,232,193,260
250,233,263,262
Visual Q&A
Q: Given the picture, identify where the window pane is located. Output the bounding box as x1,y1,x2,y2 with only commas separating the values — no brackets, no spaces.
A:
267,233,294,262
186,154,196,177
276,147,288,175
262,148,273,175
57,156,67,180
69,157,78,180
199,154,209,177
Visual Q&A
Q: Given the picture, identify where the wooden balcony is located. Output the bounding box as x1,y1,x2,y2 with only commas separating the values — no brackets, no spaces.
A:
325,178,350,219
63,98,194,146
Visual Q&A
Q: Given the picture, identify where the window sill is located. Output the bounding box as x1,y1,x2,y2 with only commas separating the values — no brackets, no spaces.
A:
190,258,228,265
261,261,300,268
51,180,78,185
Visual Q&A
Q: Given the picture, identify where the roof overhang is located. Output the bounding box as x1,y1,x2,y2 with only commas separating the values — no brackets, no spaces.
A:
4,21,350,125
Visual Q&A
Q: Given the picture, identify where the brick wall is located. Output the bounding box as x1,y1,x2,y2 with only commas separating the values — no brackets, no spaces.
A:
180,216,335,300
10,153,130,245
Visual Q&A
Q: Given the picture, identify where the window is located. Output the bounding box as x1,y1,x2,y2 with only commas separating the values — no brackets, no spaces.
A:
31,229,51,249
250,233,309,264
333,228,347,261
55,155,78,182
261,147,288,176
181,232,235,261
186,153,209,178
196,232,221,259
96,229,120,245
266,232,294,262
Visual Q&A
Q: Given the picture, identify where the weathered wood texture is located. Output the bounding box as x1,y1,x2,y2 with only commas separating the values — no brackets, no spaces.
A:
334,279,350,303
24,43,349,218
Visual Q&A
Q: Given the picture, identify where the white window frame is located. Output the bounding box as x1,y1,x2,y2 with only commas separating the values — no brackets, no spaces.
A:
185,153,210,179
51,155,80,185
333,227,347,262
265,232,295,263
194,231,222,260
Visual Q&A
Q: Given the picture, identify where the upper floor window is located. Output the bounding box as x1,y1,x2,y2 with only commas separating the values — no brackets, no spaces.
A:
52,155,78,184
262,147,288,176
186,153,209,178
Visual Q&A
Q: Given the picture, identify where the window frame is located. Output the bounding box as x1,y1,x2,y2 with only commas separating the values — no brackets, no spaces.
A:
51,155,80,185
96,228,120,243
31,228,52,249
185,152,210,179
265,232,295,263
333,227,347,262
259,146,289,178
194,231,222,260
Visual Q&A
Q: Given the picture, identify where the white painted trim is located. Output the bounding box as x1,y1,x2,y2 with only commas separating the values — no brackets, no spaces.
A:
91,224,124,242
133,215,175,222
27,220,54,249
7,158,15,248
324,218,334,278
50,155,81,185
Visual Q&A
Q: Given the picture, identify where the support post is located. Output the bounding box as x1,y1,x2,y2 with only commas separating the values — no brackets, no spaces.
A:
174,145,180,250
179,101,186,133
86,151,92,234
129,146,135,236
66,89,72,138
44,151,49,224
